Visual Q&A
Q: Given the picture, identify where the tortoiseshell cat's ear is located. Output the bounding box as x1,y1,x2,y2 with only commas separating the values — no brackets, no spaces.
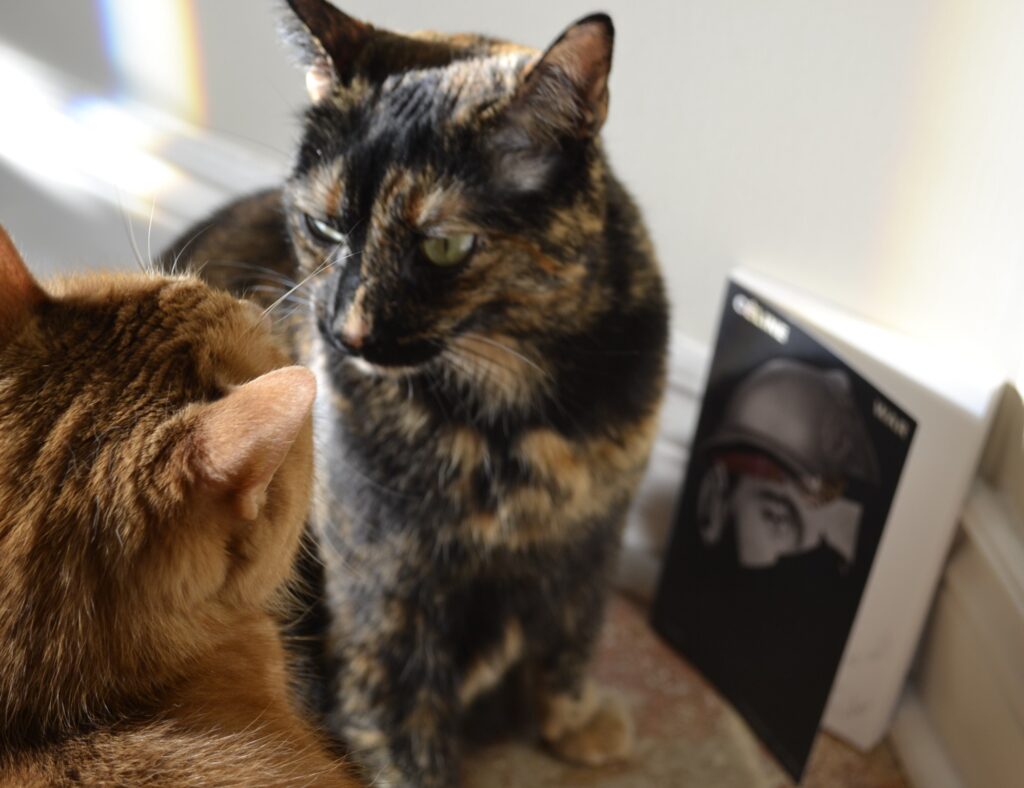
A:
191,366,316,520
283,0,374,101
527,13,614,136
0,225,47,343
490,14,614,191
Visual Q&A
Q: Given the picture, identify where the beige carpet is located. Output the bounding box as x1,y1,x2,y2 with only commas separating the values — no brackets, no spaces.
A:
464,596,906,787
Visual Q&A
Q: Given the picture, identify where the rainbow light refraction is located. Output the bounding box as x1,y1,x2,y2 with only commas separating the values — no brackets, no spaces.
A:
97,0,206,125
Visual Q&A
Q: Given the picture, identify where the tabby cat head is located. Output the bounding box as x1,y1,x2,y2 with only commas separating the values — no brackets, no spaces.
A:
0,228,315,741
283,1,616,386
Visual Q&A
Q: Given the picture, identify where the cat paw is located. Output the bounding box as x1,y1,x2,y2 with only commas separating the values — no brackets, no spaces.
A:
541,686,634,767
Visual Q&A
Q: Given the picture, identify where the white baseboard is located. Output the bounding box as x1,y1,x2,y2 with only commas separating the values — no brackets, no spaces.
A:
902,481,1024,788
890,690,964,788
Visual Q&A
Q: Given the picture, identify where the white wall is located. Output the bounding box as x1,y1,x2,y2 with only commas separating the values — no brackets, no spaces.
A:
1,0,1022,381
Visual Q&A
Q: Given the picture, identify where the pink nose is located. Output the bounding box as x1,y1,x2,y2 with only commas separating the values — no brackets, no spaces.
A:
340,327,365,349
338,311,369,351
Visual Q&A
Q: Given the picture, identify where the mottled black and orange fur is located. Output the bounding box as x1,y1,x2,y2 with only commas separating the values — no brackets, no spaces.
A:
0,229,359,786
164,2,669,785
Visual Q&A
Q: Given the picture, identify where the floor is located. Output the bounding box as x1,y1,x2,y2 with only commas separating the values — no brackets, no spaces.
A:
464,596,908,787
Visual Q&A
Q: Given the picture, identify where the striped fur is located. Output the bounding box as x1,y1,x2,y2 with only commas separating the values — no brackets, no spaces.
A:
0,233,358,786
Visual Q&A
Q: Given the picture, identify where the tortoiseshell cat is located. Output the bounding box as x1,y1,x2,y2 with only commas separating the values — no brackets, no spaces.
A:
0,228,360,786
164,2,668,785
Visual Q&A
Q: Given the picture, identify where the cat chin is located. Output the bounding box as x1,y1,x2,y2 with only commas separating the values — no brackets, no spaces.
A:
344,356,387,377
344,355,420,379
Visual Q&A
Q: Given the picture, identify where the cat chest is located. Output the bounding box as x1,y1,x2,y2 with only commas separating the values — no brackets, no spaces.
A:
433,423,648,548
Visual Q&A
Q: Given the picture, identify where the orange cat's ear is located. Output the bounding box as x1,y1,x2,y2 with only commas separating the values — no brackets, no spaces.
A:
192,366,316,521
284,0,374,101
0,225,47,342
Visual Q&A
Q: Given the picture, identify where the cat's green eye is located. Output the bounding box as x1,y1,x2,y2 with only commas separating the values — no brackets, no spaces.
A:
305,214,346,245
420,234,476,267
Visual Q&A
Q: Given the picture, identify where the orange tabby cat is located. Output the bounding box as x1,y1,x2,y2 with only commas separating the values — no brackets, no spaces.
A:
0,227,359,787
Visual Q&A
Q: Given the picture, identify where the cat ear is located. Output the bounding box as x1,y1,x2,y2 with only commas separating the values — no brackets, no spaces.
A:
514,15,614,139
0,225,48,342
283,0,374,101
191,366,316,521
489,15,614,192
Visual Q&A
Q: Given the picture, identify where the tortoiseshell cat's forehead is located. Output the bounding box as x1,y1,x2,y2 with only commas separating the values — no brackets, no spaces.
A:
377,45,533,124
293,45,535,179
359,28,538,85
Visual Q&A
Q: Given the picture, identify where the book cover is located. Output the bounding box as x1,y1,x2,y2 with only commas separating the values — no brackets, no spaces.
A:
652,279,916,779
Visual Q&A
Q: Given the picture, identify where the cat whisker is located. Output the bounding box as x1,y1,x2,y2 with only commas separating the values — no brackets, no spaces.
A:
455,333,551,381
146,198,157,274
246,285,313,310
202,124,293,159
260,251,348,319
446,340,586,435
273,305,312,325
444,341,546,406
438,346,501,392
428,343,524,428
260,270,325,317
445,341,521,380
118,193,147,274
245,284,288,297
170,222,215,276
203,260,299,288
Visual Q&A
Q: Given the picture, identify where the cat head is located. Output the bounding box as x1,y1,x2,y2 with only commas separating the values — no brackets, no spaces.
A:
282,1,616,396
0,228,315,741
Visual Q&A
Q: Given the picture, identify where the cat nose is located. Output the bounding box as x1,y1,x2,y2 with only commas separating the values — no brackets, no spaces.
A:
337,310,369,352
340,328,365,350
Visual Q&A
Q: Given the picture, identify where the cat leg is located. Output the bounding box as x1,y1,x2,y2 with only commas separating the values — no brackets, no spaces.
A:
540,680,633,767
328,609,461,788
534,588,634,767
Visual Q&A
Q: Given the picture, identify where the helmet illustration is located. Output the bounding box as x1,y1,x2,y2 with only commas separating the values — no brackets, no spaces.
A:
695,359,881,569
699,359,879,492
